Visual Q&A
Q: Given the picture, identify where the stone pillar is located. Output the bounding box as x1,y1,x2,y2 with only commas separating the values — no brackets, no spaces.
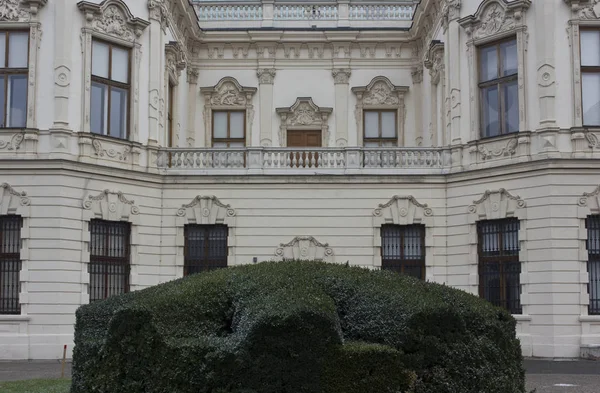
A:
411,66,424,147
186,68,199,147
332,69,351,147
52,0,71,130
444,1,462,170
257,69,276,146
147,3,166,145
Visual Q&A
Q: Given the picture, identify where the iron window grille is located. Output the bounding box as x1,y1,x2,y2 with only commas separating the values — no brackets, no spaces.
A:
586,215,600,315
89,219,131,302
477,218,522,314
380,224,425,280
0,215,22,314
184,224,228,275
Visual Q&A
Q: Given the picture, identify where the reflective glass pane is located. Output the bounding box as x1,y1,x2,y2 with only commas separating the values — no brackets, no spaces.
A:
229,112,244,138
583,73,600,125
110,87,128,139
7,75,27,128
479,45,498,82
0,33,6,67
581,31,600,67
501,40,518,76
364,111,379,138
381,112,396,138
482,85,500,137
503,80,519,133
229,142,244,147
111,46,129,84
381,140,396,147
364,141,379,147
0,76,4,127
213,112,227,138
213,142,227,148
91,82,108,135
92,41,109,78
8,32,28,68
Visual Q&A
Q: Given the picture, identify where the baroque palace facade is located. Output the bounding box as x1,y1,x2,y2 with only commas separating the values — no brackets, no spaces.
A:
0,0,600,360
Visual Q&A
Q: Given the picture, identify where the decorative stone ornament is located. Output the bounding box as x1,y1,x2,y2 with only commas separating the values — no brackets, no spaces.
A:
578,185,600,211
459,0,530,141
467,188,526,220
0,0,46,22
276,97,333,147
82,189,139,221
352,76,409,146
77,0,149,141
275,236,335,263
0,183,30,214
200,77,257,147
257,69,276,85
165,42,187,82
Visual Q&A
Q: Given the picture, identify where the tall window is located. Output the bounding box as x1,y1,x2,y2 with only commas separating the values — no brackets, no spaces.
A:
89,219,130,302
213,111,245,147
91,39,130,139
478,38,518,138
184,225,228,275
581,30,600,126
380,224,425,280
0,215,22,314
363,110,397,147
586,215,600,315
0,31,28,129
477,218,521,314
167,81,174,148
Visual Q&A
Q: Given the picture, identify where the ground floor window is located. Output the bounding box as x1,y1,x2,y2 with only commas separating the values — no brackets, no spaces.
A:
0,215,22,314
380,224,425,280
586,215,600,315
89,219,130,302
478,218,521,314
184,224,228,275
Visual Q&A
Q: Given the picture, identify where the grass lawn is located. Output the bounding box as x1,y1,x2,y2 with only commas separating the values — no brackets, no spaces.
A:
0,379,70,393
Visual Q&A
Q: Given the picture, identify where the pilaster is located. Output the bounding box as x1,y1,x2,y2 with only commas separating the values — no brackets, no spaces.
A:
148,3,167,145
411,66,424,147
52,0,72,131
186,68,199,147
332,68,351,147
257,68,276,147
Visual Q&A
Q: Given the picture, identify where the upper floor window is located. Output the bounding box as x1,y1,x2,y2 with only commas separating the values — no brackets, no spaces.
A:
380,224,425,280
581,30,600,126
212,111,245,147
89,219,130,302
0,215,22,315
478,38,518,138
0,31,28,129
477,218,521,314
167,81,174,148
363,110,397,147
184,224,228,275
586,215,600,315
91,39,130,140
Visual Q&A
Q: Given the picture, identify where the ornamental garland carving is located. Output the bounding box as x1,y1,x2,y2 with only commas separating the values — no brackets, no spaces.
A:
0,133,25,151
0,0,30,21
78,0,150,41
275,236,335,263
586,132,599,148
92,139,131,161
459,0,530,41
477,138,518,160
276,97,332,146
201,77,257,107
82,189,139,219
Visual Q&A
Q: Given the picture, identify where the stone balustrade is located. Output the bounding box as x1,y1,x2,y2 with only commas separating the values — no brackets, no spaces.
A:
157,147,450,175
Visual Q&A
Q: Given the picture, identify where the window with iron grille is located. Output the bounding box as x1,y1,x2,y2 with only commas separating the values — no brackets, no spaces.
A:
586,215,600,315
184,225,228,275
477,218,521,314
0,215,22,314
89,219,130,302
380,224,425,280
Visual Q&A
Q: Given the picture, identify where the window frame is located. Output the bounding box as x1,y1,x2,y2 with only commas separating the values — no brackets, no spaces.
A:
380,224,425,280
477,218,522,314
88,219,131,302
363,109,398,147
90,38,132,140
167,80,174,148
0,215,22,315
183,224,228,275
0,30,30,129
586,215,600,315
211,110,246,147
477,36,519,139
579,28,600,127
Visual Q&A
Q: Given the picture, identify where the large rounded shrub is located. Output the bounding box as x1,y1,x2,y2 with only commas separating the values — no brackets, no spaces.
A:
72,261,525,393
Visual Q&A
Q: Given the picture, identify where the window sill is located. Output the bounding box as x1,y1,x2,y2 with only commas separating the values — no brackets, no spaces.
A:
580,315,600,323
512,314,532,322
0,315,30,322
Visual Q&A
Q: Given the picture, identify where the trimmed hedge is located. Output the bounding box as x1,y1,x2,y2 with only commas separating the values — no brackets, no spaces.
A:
72,261,525,393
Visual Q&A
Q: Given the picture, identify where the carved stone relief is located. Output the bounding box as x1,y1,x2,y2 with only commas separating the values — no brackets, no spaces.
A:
0,0,31,22
82,189,139,221
373,195,433,226
0,133,25,151
476,137,518,160
578,185,600,213
0,183,30,215
92,139,131,161
276,97,333,146
176,195,236,225
332,69,351,85
275,236,335,263
257,69,276,85
165,41,187,82
467,188,526,220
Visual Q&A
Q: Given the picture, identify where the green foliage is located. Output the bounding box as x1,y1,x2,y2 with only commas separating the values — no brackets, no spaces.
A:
0,379,70,393
72,261,525,393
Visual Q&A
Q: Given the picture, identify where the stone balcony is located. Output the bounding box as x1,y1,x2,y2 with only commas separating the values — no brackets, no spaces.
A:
156,146,451,175
191,1,418,29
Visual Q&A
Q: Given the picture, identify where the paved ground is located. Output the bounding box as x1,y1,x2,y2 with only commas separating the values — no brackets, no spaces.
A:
1,359,599,391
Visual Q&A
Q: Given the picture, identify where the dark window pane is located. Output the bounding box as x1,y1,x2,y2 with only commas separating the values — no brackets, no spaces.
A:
381,224,425,280
7,75,27,128
482,85,500,137
583,72,600,126
109,87,128,139
503,80,519,133
91,82,108,135
479,45,498,82
0,32,5,67
184,225,228,275
0,75,5,127
0,215,22,315
587,215,600,315
500,39,518,76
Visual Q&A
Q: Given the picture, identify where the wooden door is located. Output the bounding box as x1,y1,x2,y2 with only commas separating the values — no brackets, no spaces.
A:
287,130,321,168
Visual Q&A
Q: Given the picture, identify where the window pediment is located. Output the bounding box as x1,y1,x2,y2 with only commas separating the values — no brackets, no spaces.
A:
458,0,530,42
176,195,236,225
373,195,433,227
200,77,257,108
352,76,409,108
82,189,139,221
0,183,30,215
275,236,334,263
276,97,332,129
77,0,149,42
0,0,46,22
468,188,526,221
565,0,600,20
578,185,600,213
